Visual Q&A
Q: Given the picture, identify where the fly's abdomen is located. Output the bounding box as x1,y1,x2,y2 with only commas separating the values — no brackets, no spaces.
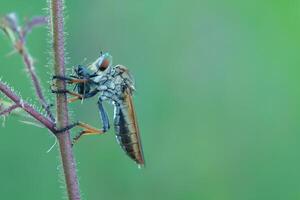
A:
113,92,145,166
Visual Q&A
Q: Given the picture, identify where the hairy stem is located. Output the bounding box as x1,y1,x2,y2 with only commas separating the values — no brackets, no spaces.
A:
0,103,18,116
19,16,55,121
1,13,54,122
0,82,55,131
49,0,81,199
20,45,55,122
22,16,48,37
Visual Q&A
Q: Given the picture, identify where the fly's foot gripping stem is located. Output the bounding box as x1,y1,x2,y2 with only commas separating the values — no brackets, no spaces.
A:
54,122,79,134
54,121,106,146
71,122,107,146
54,121,104,134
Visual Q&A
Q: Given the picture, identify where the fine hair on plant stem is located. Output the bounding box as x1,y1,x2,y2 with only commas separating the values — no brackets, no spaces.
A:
0,0,81,199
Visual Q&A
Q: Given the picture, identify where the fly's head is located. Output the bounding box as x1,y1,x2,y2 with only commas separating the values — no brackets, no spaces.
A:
89,52,113,73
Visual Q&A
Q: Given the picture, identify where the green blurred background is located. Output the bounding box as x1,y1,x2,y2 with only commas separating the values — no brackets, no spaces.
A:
1,0,300,200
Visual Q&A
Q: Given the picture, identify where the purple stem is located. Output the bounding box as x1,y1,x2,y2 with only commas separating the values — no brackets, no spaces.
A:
0,82,55,131
50,0,81,199
20,46,55,122
2,13,55,122
22,16,48,38
0,103,19,116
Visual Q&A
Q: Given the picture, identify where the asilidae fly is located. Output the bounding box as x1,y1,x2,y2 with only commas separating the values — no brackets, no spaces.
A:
52,52,145,166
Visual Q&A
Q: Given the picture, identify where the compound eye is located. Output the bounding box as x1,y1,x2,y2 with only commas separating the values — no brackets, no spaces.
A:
99,59,110,71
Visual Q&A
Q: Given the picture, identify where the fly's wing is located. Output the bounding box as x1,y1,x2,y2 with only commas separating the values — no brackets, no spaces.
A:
114,89,145,166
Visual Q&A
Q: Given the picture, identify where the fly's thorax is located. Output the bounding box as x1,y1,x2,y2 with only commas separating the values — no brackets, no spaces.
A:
97,80,126,104
92,73,108,83
94,64,135,107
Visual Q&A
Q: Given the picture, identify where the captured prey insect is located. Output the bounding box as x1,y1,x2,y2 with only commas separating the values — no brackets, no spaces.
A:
52,52,145,166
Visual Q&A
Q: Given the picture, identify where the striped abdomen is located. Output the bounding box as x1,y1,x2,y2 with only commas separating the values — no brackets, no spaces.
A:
113,91,145,166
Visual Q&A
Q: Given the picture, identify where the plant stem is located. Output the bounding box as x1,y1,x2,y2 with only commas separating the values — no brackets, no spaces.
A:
20,45,55,122
1,13,54,122
22,16,48,37
0,82,55,130
49,0,81,199
0,103,18,116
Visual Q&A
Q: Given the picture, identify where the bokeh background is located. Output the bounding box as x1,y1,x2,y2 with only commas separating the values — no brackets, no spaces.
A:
1,0,300,200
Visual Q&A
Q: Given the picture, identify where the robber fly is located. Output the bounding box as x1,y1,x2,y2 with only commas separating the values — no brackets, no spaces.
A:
52,52,145,166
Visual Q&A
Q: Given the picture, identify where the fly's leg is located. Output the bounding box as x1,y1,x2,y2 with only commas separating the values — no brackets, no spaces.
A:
51,75,85,102
72,99,110,145
69,89,99,103
51,75,89,101
51,88,99,103
97,99,110,131
55,121,104,134
53,75,88,84
54,121,106,145
72,121,106,145
67,89,99,103
51,88,83,102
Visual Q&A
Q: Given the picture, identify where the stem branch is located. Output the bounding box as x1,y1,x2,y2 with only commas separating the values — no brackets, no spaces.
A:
1,13,55,122
20,45,55,122
0,82,55,131
0,103,18,116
